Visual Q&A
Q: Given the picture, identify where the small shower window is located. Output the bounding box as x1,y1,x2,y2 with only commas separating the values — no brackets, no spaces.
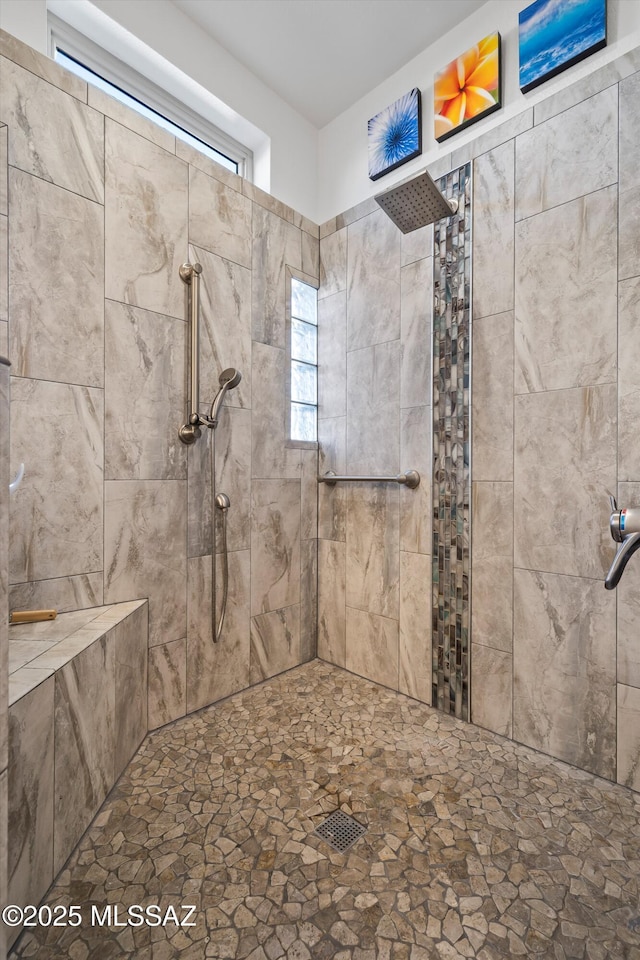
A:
288,274,318,444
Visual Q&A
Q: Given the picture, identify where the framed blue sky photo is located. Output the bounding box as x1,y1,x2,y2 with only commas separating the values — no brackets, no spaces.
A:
368,88,422,181
519,0,607,94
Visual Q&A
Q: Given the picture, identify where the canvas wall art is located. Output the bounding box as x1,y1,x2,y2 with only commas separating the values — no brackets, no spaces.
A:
434,33,501,142
368,87,422,181
519,0,607,93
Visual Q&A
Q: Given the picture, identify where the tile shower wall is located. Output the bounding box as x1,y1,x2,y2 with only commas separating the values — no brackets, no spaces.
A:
470,55,640,791
0,29,318,729
317,189,438,705
319,50,640,792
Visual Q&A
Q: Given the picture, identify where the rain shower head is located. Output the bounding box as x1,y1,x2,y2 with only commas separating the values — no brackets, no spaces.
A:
375,170,458,234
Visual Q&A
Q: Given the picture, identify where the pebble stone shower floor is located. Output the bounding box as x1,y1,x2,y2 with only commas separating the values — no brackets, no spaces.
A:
9,660,640,960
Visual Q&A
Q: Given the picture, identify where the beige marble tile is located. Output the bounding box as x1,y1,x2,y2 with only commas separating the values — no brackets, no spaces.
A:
346,209,400,350
0,60,104,203
318,538,346,667
515,86,618,221
472,311,514,481
87,85,175,152
187,430,214,558
9,640,57,672
9,573,103,616
0,31,87,100
471,643,512,738
300,449,317,542
472,482,513,653
399,406,431,556
300,538,317,664
399,551,430,704
347,341,400,475
534,48,640,125
400,223,432,267
473,141,514,320
0,124,6,215
104,480,187,646
8,676,54,914
617,683,640,792
318,292,346,420
175,138,243,192
619,71,640,281
251,479,300,616
114,604,148,778
190,243,251,412
250,604,300,683
345,606,398,690
8,666,54,707
105,119,188,319
319,227,347,298
148,638,186,730
450,109,533,167
9,168,104,385
186,551,250,712
9,378,103,584
318,417,346,543
619,278,640,483
514,569,616,779
54,635,115,874
105,300,186,480
301,230,319,281
401,258,431,409
251,342,301,479
0,216,6,329
189,166,252,268
515,186,617,395
514,385,616,579
1,57,103,202
618,481,640,689
252,205,302,347
346,484,399,620
213,406,252,553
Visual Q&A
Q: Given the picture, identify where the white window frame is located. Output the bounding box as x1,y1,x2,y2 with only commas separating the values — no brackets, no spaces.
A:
48,14,253,180
286,268,319,448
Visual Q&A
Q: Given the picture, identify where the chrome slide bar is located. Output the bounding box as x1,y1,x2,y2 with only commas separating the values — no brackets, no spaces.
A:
318,470,420,489
178,261,203,445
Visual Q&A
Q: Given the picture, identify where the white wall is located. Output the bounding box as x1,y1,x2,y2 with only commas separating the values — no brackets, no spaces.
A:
318,0,640,222
0,0,319,221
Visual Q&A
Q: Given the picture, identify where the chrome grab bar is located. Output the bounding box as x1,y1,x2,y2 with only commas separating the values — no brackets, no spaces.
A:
318,469,420,489
178,261,203,445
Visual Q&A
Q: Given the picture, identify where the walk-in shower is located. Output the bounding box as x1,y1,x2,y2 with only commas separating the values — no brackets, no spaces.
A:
179,261,241,641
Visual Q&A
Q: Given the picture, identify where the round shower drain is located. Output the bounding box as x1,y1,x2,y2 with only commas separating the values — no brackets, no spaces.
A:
313,809,366,853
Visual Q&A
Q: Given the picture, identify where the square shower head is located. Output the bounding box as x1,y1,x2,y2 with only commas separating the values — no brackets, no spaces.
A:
375,170,456,234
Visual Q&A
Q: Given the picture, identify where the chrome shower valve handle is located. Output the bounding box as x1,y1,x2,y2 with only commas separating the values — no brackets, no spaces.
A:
605,497,640,589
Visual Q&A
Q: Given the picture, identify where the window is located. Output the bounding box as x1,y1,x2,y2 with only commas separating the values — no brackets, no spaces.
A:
288,275,318,443
48,15,252,178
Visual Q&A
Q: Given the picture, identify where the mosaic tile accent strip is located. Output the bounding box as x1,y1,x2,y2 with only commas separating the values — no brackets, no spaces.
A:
8,660,640,959
433,163,472,719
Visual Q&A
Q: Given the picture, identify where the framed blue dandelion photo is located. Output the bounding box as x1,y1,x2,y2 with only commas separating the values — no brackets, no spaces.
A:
519,0,607,94
368,88,422,181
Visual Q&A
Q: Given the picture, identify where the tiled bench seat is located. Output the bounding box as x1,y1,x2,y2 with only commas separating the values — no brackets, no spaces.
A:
7,600,148,941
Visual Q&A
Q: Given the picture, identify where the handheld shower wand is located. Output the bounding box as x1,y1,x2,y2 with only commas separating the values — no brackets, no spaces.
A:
208,368,242,427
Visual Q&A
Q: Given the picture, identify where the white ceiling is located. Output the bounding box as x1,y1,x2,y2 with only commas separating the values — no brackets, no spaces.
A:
173,0,488,128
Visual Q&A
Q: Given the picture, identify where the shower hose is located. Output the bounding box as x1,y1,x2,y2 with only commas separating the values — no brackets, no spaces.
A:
210,433,231,642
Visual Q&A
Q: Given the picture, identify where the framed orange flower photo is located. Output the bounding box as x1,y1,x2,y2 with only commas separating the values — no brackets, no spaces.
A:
434,32,502,142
